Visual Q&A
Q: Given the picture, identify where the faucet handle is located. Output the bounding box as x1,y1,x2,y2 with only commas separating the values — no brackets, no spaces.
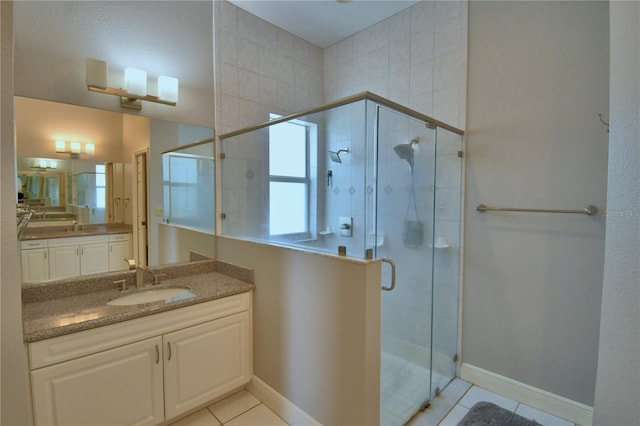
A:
125,258,137,270
154,273,167,285
113,279,127,291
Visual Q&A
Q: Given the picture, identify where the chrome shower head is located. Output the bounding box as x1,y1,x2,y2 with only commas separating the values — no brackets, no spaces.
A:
329,148,350,164
393,138,419,170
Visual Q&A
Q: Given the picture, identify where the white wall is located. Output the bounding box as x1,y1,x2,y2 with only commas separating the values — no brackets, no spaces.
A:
216,237,381,425
15,97,125,163
0,2,31,424
593,2,640,424
464,1,609,406
13,1,214,128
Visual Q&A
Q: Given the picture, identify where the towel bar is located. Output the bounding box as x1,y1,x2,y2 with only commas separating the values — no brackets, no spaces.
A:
475,204,597,216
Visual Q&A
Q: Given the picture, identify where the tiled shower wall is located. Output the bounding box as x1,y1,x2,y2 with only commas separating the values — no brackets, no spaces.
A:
321,0,467,369
214,0,467,370
214,1,324,135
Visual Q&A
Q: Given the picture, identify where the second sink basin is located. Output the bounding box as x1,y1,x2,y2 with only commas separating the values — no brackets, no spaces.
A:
107,287,194,306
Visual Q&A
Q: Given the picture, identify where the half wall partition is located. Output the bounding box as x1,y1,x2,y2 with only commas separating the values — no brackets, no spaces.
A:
219,92,463,424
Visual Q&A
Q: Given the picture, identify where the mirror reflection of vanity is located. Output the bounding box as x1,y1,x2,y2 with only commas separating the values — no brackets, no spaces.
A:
16,95,215,283
16,96,135,226
17,157,127,225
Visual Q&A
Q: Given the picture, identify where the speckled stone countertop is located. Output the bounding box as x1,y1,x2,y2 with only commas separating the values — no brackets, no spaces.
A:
23,259,255,343
21,223,133,240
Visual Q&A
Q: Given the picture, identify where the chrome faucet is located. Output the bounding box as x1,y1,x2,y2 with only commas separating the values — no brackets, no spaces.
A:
124,258,146,289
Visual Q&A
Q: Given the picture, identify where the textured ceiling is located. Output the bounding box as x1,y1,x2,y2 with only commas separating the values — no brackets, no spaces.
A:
228,0,420,48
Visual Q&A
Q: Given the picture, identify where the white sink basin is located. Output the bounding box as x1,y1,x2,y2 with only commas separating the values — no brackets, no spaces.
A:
107,287,194,306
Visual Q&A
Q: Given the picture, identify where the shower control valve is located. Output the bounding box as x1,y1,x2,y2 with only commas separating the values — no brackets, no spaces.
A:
339,216,353,237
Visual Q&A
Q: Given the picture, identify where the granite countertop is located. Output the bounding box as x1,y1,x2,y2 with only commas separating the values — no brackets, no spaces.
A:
21,223,134,240
23,260,255,343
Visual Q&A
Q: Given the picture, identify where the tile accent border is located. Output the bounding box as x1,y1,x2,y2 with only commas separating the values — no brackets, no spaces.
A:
460,363,593,426
247,376,321,426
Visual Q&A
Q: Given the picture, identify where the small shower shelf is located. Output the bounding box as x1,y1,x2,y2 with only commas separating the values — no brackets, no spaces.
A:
432,236,451,249
319,226,333,236
367,232,384,247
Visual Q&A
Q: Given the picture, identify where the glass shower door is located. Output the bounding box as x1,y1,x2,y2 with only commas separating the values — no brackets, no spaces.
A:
430,127,463,395
372,104,437,425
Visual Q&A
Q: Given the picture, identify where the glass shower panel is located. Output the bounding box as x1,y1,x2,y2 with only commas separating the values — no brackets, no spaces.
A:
162,139,215,233
220,100,369,257
430,127,463,394
375,105,437,426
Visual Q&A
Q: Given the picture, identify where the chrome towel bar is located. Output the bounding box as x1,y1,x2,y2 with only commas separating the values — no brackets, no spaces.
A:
475,204,598,216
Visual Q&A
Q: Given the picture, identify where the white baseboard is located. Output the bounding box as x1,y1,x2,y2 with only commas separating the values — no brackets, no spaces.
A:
460,363,593,426
247,376,321,426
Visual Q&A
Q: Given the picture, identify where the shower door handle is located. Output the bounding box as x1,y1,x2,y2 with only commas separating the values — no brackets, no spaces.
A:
381,258,396,291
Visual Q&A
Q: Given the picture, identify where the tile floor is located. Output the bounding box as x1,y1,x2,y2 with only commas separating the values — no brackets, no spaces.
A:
380,351,438,425
409,379,576,426
172,381,576,426
169,390,287,426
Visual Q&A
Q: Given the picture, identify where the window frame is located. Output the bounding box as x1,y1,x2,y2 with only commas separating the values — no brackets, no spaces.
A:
268,114,314,240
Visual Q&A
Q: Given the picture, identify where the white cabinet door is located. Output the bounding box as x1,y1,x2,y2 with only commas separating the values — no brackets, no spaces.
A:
31,336,164,426
109,236,132,272
80,242,109,276
163,311,252,420
48,245,80,280
21,248,49,283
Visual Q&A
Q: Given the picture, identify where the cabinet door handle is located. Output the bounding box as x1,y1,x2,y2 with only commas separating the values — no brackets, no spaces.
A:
44,251,47,260
155,345,160,364
167,342,172,361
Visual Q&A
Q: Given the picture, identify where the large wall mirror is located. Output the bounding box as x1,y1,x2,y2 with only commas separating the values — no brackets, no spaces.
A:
15,96,214,267
15,96,141,225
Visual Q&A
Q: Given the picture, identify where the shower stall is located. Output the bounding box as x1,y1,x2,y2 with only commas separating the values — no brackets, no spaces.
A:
219,92,463,425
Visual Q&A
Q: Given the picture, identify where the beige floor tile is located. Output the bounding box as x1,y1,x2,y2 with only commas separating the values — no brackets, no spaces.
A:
224,404,288,426
169,408,221,426
207,390,261,423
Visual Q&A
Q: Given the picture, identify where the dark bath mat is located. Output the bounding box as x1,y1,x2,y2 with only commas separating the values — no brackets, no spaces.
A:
457,402,543,426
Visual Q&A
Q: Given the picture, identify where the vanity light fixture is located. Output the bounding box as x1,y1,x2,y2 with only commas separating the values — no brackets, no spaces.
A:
31,159,57,171
55,140,95,159
85,58,179,110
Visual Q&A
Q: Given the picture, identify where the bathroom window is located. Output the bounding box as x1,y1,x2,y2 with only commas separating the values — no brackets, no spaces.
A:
268,114,313,238
95,164,105,209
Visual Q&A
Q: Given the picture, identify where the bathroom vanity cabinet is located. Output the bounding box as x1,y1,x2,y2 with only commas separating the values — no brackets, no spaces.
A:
28,292,252,425
20,233,132,283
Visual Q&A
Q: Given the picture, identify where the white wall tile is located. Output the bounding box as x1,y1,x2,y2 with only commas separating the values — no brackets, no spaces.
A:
389,39,411,74
410,1,435,37
219,0,237,35
237,38,258,71
434,52,463,91
238,68,259,101
276,56,294,84
370,46,389,79
389,8,411,43
276,29,294,58
409,61,434,96
258,48,279,79
411,33,434,65
353,30,370,58
370,19,389,51
258,76,277,105
219,31,238,66
219,62,239,96
337,37,354,64
435,17,463,58
237,8,259,43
